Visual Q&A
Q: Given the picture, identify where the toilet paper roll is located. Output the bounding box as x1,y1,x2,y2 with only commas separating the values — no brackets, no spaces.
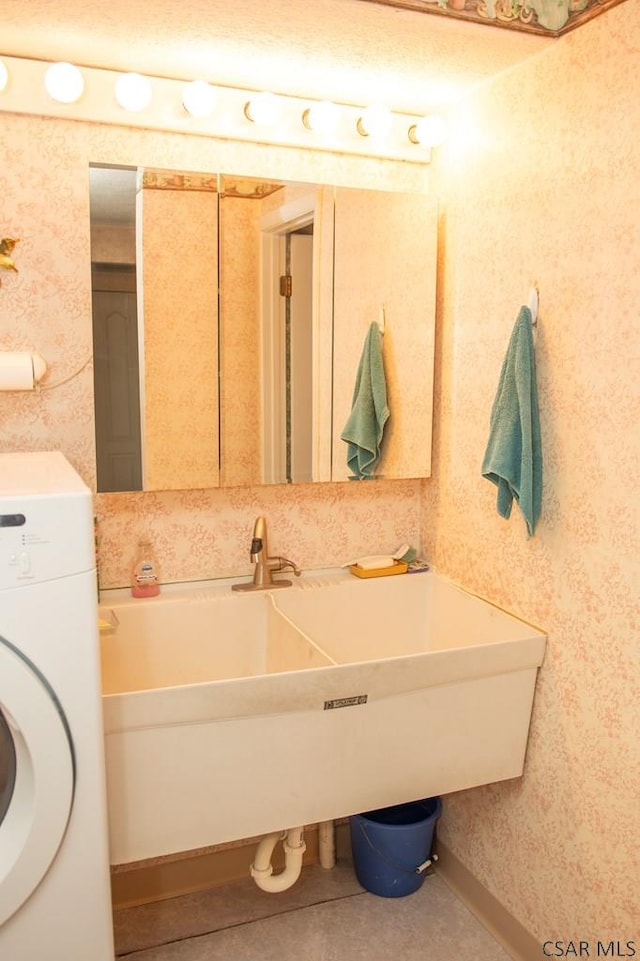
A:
0,352,47,390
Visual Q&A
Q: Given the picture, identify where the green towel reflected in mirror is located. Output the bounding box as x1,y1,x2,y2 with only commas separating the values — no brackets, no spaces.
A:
341,322,390,480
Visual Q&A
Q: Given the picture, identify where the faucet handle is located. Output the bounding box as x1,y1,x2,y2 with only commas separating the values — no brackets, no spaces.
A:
253,516,267,537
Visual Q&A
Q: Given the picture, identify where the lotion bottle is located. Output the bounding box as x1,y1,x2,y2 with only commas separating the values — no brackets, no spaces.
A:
131,540,160,598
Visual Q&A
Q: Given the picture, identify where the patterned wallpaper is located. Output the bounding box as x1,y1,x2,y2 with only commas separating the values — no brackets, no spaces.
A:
218,194,261,488
424,0,639,942
140,182,220,490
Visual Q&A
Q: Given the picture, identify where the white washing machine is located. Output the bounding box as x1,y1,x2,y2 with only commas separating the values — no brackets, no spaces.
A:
0,451,114,960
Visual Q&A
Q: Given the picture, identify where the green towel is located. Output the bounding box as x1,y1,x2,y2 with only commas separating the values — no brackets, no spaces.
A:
341,322,390,479
481,306,542,537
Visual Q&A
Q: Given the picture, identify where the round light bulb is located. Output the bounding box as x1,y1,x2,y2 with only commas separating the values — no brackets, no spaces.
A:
302,100,338,135
0,59,8,93
357,103,392,139
114,73,152,112
244,92,282,126
44,62,84,104
409,115,447,147
182,80,216,117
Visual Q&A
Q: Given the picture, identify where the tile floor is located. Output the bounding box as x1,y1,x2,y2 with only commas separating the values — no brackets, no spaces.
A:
113,860,512,960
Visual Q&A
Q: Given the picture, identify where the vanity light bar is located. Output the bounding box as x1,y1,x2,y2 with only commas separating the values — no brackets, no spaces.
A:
0,54,446,163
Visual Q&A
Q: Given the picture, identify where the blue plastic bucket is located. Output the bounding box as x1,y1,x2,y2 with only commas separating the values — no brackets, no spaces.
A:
350,797,442,898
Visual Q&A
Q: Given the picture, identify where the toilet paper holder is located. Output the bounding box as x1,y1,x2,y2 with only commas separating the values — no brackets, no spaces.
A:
0,351,48,390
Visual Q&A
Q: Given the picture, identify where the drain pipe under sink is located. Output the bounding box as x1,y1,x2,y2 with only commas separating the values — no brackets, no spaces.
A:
318,820,336,869
250,827,306,893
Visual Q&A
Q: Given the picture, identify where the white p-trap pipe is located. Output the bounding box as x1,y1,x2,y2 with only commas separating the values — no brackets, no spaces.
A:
250,827,306,893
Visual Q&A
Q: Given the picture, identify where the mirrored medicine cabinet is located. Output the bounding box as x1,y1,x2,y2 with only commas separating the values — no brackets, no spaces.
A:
90,164,438,493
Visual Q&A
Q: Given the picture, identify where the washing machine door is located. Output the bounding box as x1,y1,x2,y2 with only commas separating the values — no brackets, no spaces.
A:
0,637,75,925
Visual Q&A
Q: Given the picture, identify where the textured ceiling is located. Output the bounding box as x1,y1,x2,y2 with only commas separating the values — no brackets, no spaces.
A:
0,0,551,114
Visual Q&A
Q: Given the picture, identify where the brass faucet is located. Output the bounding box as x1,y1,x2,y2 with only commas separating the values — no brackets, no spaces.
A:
232,516,301,592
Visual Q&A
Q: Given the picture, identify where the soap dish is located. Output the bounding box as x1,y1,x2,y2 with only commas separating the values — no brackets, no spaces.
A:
349,561,408,579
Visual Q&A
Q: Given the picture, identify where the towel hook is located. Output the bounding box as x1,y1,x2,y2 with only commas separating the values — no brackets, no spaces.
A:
528,285,539,347
378,305,386,335
528,285,539,326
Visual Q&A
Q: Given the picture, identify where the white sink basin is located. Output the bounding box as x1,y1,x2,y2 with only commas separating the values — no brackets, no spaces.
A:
100,590,332,695
99,569,546,865
275,570,544,671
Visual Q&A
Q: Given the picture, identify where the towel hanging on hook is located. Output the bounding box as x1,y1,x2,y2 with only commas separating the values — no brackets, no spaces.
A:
481,304,542,537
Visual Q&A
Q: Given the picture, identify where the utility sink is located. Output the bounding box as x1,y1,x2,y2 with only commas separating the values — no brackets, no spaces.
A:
99,569,546,865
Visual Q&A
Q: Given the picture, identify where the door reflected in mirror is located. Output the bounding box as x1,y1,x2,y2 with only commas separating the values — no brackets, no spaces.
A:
89,164,437,493
217,174,334,488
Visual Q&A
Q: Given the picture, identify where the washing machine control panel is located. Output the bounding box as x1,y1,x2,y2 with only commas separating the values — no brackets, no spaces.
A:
0,495,94,590
0,516,28,575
